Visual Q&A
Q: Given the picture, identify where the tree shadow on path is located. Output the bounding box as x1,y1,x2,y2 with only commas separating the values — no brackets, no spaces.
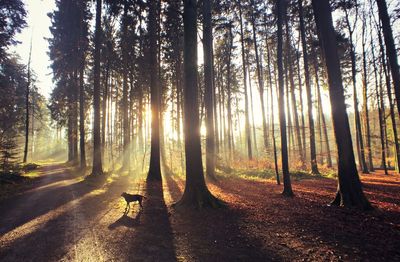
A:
0,165,109,236
127,180,177,261
0,170,127,262
165,174,283,261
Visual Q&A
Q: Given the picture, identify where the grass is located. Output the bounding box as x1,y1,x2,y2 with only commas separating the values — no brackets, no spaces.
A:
215,163,337,182
0,173,37,201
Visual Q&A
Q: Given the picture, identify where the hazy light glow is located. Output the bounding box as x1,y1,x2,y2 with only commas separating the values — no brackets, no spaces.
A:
11,0,56,98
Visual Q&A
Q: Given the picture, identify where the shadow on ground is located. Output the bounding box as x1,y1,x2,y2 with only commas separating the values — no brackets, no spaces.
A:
126,180,177,261
165,174,283,261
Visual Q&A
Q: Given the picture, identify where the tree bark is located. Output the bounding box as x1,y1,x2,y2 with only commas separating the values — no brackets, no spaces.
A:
361,14,373,171
251,0,268,150
312,0,371,209
285,14,304,165
277,0,293,196
375,7,400,172
147,0,162,181
91,0,103,175
313,53,332,167
343,5,369,174
79,59,86,168
122,2,130,170
298,0,319,174
238,0,252,160
23,37,32,163
203,0,217,179
371,32,388,174
226,25,234,160
266,40,280,185
376,0,400,120
175,0,221,208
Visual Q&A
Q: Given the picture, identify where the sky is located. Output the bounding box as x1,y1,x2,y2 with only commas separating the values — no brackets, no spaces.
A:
11,0,56,98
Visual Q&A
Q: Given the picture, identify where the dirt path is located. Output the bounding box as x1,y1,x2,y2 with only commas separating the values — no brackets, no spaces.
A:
0,164,399,261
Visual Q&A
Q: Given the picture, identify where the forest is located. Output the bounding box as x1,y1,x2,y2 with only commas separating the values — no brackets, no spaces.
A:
0,0,399,260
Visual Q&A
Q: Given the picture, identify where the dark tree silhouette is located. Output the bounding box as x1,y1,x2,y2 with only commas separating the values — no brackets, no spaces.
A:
174,0,221,208
375,0,400,122
203,0,217,179
276,0,293,197
312,0,371,209
298,0,319,174
0,0,26,62
147,0,162,181
92,0,104,175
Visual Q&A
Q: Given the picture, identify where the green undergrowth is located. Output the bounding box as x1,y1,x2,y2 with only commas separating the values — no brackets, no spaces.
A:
159,163,337,183
0,163,42,201
215,165,337,182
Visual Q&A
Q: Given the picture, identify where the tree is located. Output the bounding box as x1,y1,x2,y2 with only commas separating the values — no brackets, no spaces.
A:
237,0,253,161
48,0,89,165
78,0,88,169
92,0,104,175
311,0,371,209
298,0,319,174
250,0,268,150
0,55,27,172
338,0,369,173
284,8,304,165
0,0,26,62
276,0,293,197
23,37,32,163
203,0,217,179
361,8,373,171
147,0,162,181
375,0,400,126
175,0,221,208
370,28,388,175
374,13,400,172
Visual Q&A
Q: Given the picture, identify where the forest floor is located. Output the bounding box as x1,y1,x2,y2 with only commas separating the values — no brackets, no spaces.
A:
0,162,399,261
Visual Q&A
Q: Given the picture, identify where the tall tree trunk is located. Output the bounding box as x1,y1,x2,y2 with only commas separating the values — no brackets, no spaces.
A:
251,0,268,150
284,55,295,157
147,0,162,181
371,33,388,174
284,67,292,155
266,40,280,185
108,74,113,168
375,10,400,172
298,0,319,174
175,0,221,208
382,47,400,172
91,0,103,175
296,40,306,159
238,0,252,160
79,60,86,168
23,37,32,163
248,68,258,156
312,0,371,209
277,0,293,196
376,0,400,120
361,14,373,171
316,81,324,165
138,88,144,154
122,2,130,170
203,0,217,179
313,54,332,167
72,71,79,164
101,63,109,159
226,25,233,161
285,15,304,164
211,44,219,156
343,6,369,174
